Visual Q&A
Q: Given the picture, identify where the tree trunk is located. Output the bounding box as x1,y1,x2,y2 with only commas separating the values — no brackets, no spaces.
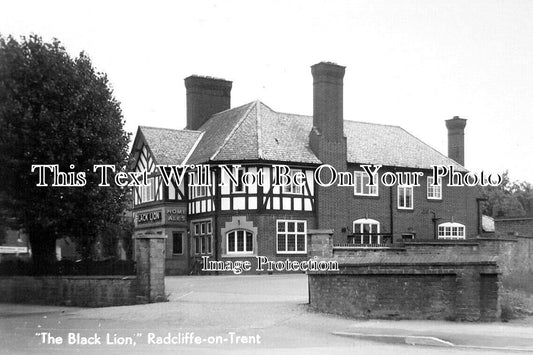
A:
28,228,57,273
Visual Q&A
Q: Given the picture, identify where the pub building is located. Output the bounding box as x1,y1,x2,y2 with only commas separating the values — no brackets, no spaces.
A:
130,62,480,275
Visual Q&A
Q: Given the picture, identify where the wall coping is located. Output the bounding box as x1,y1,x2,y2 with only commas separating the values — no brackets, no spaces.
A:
332,254,498,265
134,234,167,239
495,216,533,222
476,236,518,242
333,246,406,251
0,275,136,280
308,229,334,235
403,240,480,246
333,260,499,267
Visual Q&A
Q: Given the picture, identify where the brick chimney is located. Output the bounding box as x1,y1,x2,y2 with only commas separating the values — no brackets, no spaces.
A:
309,61,348,239
445,116,467,166
311,62,346,141
184,75,232,130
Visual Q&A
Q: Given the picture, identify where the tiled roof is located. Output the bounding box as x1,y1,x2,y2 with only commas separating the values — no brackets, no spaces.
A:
344,121,464,170
187,102,256,164
137,101,465,170
139,126,202,165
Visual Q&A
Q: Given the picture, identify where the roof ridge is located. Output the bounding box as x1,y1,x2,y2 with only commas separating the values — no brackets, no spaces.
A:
397,126,466,169
256,101,263,159
182,131,205,166
207,101,255,119
210,101,257,161
270,109,404,129
140,125,202,133
344,120,402,129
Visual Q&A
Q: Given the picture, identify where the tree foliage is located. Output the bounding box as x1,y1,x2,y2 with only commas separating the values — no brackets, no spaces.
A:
481,171,533,218
0,35,130,265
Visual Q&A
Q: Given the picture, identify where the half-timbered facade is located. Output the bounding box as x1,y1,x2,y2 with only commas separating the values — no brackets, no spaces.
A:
130,62,481,274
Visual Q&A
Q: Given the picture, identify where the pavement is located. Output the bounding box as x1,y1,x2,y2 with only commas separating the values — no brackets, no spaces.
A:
1,274,533,354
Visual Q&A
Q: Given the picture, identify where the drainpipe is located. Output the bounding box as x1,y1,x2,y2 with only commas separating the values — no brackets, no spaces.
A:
477,197,488,235
389,185,394,244
430,210,441,240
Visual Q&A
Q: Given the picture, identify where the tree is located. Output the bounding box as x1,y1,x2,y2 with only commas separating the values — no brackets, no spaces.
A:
481,171,532,218
0,35,130,267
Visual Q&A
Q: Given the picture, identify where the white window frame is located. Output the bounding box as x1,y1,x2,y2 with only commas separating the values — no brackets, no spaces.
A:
194,185,207,198
192,220,212,255
226,229,254,255
427,176,442,200
282,169,304,195
276,220,307,254
140,177,155,203
354,171,379,196
353,218,381,244
438,222,466,239
398,185,414,210
232,169,245,194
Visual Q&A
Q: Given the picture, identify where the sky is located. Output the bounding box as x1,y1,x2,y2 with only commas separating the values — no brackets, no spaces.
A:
1,0,532,182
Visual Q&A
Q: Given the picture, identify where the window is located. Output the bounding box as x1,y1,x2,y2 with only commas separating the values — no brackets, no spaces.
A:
398,185,413,209
276,220,307,254
427,176,442,200
282,169,304,195
172,232,183,254
401,233,415,241
226,230,254,254
194,185,207,198
354,171,378,196
438,222,466,239
352,218,380,244
140,177,155,203
232,169,245,193
192,220,212,255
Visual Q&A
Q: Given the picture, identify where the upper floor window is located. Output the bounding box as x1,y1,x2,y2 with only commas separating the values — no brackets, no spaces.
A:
276,220,307,254
438,222,465,239
140,177,155,203
192,220,212,255
282,169,304,195
398,185,413,209
354,171,378,196
194,185,207,198
427,176,442,200
226,230,254,255
232,169,245,194
352,218,380,244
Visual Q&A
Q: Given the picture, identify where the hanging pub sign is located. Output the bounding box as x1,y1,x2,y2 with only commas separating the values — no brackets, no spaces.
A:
136,210,162,224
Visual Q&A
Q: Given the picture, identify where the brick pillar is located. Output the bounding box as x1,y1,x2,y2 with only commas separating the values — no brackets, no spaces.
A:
134,233,167,302
454,267,481,321
308,229,334,258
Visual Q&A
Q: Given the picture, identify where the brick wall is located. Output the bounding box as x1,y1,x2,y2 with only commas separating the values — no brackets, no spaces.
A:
338,166,480,244
0,276,138,307
308,259,500,321
495,217,533,238
331,237,530,277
